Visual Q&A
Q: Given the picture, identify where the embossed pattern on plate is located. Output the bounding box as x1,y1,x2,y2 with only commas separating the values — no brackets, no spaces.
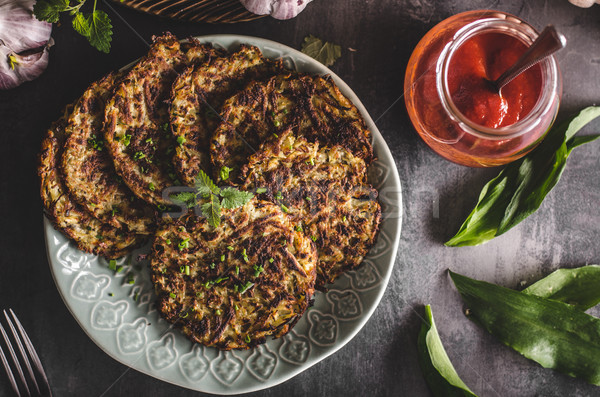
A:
44,35,402,395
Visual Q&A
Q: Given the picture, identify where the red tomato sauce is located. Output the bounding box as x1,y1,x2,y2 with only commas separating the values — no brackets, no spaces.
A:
448,33,542,128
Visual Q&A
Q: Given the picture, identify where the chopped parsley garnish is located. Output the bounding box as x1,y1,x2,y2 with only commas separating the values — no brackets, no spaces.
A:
133,151,146,160
311,235,318,242
210,262,216,269
269,258,274,263
165,239,171,245
204,281,213,289
185,265,190,275
220,254,225,262
305,197,312,202
274,120,281,127
235,266,240,275
127,274,135,285
162,123,169,131
275,191,283,200
88,134,104,151
145,137,153,144
227,246,234,251
256,187,267,194
215,309,222,316
169,292,177,299
296,225,303,232
111,207,119,216
109,259,117,271
148,182,156,191
215,276,229,284
343,216,347,222
157,204,167,211
108,292,114,297
242,248,249,263
280,204,289,213
245,335,251,343
176,136,185,146
122,134,132,146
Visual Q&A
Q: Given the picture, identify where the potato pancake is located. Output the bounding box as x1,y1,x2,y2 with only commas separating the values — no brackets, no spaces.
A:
211,73,373,182
241,130,381,288
104,33,222,206
61,72,156,234
39,109,143,259
170,45,283,186
151,200,317,349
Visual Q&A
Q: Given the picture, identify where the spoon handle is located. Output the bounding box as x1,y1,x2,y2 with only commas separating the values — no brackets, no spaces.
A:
494,25,567,91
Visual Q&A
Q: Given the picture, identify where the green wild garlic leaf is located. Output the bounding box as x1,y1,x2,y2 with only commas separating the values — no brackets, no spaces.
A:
446,107,600,247
522,265,600,311
449,270,600,386
301,35,342,67
418,305,477,397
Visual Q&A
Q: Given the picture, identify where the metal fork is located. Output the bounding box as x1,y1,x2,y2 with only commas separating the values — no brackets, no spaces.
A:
0,309,52,397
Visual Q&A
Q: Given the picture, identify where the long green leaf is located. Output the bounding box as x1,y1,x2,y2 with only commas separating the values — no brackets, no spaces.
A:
449,271,600,386
418,305,477,397
446,107,600,247
523,265,600,311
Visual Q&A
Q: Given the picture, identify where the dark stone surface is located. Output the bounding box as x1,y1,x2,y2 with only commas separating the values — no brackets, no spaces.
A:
0,0,599,396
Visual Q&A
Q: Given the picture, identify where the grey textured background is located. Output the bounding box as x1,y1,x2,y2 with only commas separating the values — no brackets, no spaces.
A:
0,0,599,396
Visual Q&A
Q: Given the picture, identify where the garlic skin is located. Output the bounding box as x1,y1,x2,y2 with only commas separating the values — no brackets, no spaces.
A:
240,0,314,20
0,0,53,89
568,0,599,6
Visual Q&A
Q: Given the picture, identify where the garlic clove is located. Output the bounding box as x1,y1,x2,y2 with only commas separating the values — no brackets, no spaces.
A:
0,38,53,90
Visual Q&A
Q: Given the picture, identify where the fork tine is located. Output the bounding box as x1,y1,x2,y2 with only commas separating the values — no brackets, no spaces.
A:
0,339,21,397
0,319,30,396
4,311,40,395
8,310,52,397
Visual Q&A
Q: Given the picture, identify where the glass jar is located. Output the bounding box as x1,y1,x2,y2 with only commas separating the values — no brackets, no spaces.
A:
404,10,562,167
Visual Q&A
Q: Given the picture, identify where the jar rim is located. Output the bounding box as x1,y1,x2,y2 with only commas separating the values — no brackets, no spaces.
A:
437,16,560,140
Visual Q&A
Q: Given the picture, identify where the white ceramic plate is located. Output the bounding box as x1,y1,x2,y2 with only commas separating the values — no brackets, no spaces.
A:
44,34,402,395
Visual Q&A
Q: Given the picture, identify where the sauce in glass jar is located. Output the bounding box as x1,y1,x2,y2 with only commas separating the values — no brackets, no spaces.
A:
404,10,562,167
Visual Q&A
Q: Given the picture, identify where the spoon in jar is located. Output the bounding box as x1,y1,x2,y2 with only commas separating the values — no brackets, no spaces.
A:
488,25,567,92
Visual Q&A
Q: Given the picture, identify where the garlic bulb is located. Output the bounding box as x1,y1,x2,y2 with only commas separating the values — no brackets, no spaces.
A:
0,0,53,89
240,0,314,20
568,0,599,7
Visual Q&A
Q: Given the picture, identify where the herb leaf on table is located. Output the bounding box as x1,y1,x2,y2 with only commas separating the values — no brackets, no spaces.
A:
418,305,478,397
301,35,342,67
446,107,600,247
449,270,600,386
34,0,113,53
522,265,600,311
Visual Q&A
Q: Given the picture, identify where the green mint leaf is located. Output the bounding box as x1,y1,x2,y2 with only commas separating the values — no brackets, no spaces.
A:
522,265,600,311
169,192,196,209
72,12,91,37
194,169,221,197
220,187,253,210
418,305,477,397
33,0,69,23
301,35,342,67
446,107,600,247
200,196,221,228
87,10,112,53
449,270,600,386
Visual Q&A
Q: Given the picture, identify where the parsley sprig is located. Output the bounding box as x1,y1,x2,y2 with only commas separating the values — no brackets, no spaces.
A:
34,0,113,53
171,170,254,228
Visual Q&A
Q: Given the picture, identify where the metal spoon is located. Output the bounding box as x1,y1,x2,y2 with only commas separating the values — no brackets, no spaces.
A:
488,25,567,92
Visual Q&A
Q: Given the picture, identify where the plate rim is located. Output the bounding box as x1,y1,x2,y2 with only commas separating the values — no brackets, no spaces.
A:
45,33,402,394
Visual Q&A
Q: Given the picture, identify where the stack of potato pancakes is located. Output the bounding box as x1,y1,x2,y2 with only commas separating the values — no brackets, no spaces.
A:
39,33,381,349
